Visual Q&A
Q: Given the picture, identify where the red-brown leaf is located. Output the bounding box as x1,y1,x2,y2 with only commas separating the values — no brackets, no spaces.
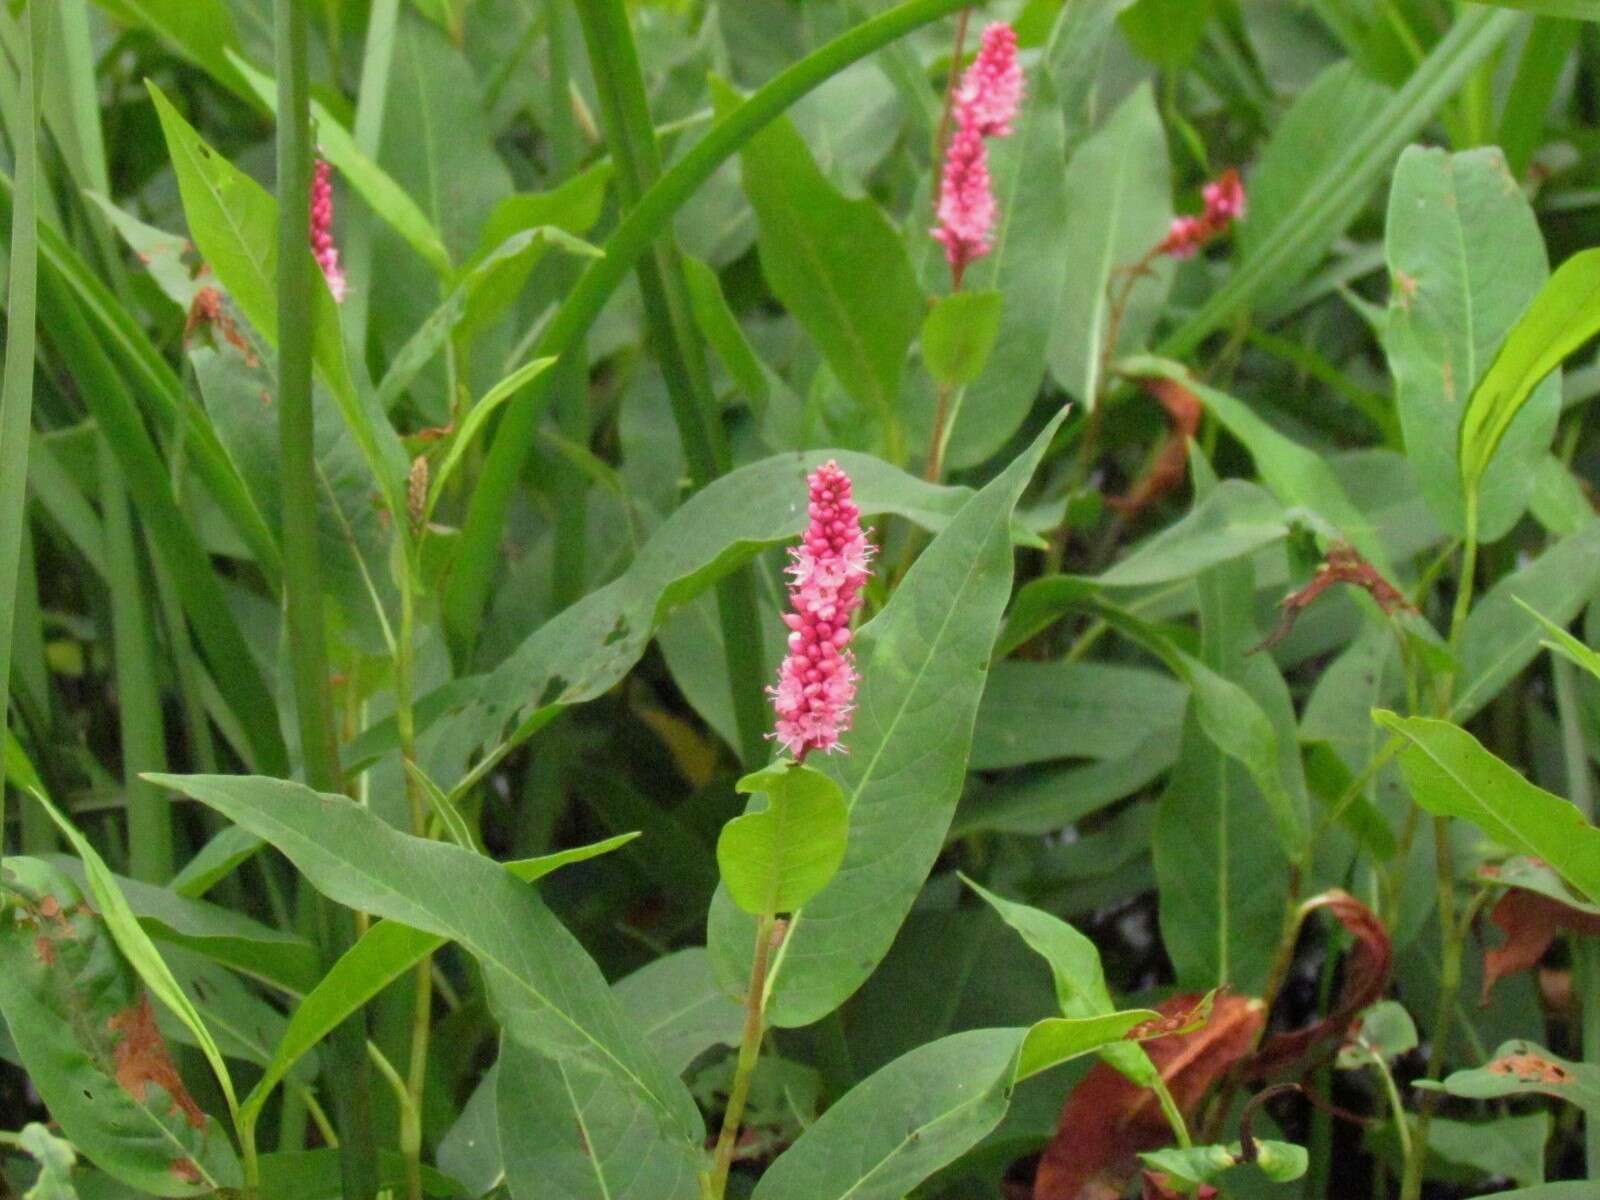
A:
1481,888,1600,1004
1034,992,1265,1200
1252,891,1390,1077
1108,378,1203,516
108,994,207,1129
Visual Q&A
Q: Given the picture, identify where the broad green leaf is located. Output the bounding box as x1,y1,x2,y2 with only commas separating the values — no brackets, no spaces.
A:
1048,82,1171,406
0,857,241,1195
944,73,1069,466
170,826,264,898
750,1028,1021,1200
1422,1113,1551,1190
32,792,239,1119
1384,145,1557,540
1419,1040,1600,1114
238,921,442,1128
46,855,319,993
1454,519,1600,720
232,53,452,277
1118,0,1215,65
682,254,775,420
710,413,1069,1026
717,762,848,915
256,1150,460,1200
497,1037,701,1200
351,452,978,784
1460,248,1600,506
147,85,410,520
614,948,744,1075
146,773,704,1149
971,661,1186,770
1141,1140,1309,1187
1337,1000,1418,1067
921,290,1002,388
950,746,1174,837
1376,712,1600,904
1123,357,1389,570
503,832,642,883
436,1066,502,1197
1012,1010,1162,1081
720,79,922,437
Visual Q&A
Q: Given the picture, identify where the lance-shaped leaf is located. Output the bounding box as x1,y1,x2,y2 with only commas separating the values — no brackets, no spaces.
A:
1376,712,1600,905
0,857,240,1195
146,773,704,1149
1383,145,1556,541
1460,248,1600,513
717,762,848,915
709,412,1069,1026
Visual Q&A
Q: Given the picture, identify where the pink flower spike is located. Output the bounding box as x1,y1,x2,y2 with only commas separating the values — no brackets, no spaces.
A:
1158,215,1208,260
931,123,996,283
956,23,1023,138
309,158,348,303
1203,168,1246,225
769,461,874,760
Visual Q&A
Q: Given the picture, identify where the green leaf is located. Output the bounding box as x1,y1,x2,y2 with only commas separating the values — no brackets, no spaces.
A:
31,792,239,1119
146,773,704,1148
231,53,453,277
1141,1140,1309,1187
1419,1039,1600,1114
1118,0,1215,66
718,78,923,439
1337,1000,1419,1067
1454,519,1600,720
750,1028,1021,1200
1163,8,1519,354
18,1124,78,1200
971,661,1186,770
710,413,1068,1026
501,832,642,883
1480,0,1600,19
426,356,557,514
0,857,241,1195
89,0,250,100
1375,712,1600,905
921,290,1002,388
497,1036,701,1200
943,73,1069,466
45,855,319,994
147,83,410,522
1123,358,1390,570
717,762,849,916
1384,145,1557,541
614,948,743,1075
1459,247,1600,505
1048,82,1171,406
1518,597,1600,682
1421,1113,1551,1191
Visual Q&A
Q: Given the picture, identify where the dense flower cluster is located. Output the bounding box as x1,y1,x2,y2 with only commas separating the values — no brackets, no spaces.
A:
309,158,347,302
931,22,1023,283
769,462,873,759
1158,167,1247,259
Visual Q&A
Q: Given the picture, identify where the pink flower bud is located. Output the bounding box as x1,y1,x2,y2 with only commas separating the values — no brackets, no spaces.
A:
309,158,347,303
956,23,1023,138
931,123,996,281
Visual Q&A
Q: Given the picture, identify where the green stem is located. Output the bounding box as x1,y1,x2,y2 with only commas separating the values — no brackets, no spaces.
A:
445,0,974,649
275,4,379,1197
569,0,767,766
395,567,432,1200
709,913,776,1199
1580,938,1600,1178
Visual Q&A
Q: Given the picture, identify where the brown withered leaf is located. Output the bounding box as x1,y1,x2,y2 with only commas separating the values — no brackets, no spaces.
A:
1480,888,1600,1004
1034,992,1265,1200
1252,890,1391,1078
1108,378,1203,517
108,994,207,1129
1254,544,1414,653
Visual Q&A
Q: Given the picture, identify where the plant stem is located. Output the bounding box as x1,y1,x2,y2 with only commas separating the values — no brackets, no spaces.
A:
395,566,432,1200
709,913,777,1199
275,3,379,1196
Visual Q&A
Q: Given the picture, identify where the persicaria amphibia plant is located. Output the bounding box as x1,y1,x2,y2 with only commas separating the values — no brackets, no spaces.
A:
769,462,873,759
309,157,347,302
1158,167,1247,259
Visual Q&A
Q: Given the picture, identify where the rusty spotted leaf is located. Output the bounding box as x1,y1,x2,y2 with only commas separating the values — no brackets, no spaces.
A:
1252,891,1390,1078
1034,992,1265,1200
108,995,207,1129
